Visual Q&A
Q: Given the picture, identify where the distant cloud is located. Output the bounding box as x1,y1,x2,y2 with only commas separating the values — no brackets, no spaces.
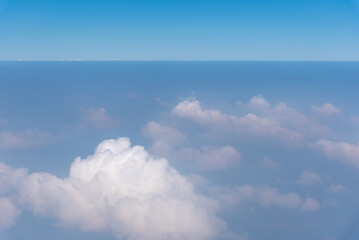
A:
143,121,186,146
248,94,270,110
326,184,348,194
213,185,320,211
81,108,119,129
300,198,320,211
172,97,304,145
143,121,186,157
123,93,137,99
177,146,241,171
173,97,227,127
311,103,341,115
0,138,232,240
0,197,20,229
0,129,53,150
260,157,279,170
296,170,322,186
155,97,174,107
314,140,359,168
143,121,241,171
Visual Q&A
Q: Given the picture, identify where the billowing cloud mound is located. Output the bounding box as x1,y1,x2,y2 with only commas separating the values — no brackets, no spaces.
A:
2,138,227,240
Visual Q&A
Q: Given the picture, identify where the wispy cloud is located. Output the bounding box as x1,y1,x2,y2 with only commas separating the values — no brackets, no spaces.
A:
0,129,53,150
311,103,341,115
296,170,322,186
80,107,119,129
326,184,349,194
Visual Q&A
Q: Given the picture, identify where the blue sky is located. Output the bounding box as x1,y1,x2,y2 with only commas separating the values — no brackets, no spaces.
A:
1,62,359,240
0,0,359,60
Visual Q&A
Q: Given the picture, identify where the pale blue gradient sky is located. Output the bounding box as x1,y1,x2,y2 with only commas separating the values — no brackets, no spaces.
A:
0,0,359,60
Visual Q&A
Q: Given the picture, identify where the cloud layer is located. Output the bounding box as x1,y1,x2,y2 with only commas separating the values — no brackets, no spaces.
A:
172,97,327,145
0,138,228,240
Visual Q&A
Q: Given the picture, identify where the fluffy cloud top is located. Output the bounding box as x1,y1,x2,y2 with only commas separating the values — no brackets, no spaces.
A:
173,98,227,127
1,138,227,240
311,103,341,115
296,170,322,186
248,95,270,110
315,140,359,168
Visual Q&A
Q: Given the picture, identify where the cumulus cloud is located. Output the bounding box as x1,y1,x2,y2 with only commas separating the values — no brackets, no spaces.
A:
0,197,20,229
248,95,270,110
173,97,227,127
300,198,320,211
0,129,53,150
314,140,359,168
326,184,348,194
81,108,119,129
312,103,341,115
296,170,322,186
0,138,231,240
143,122,241,171
172,97,304,145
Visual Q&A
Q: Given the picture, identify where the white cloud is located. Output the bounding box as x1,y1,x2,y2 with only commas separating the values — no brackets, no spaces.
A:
172,97,227,127
300,198,320,211
296,170,321,186
143,122,240,171
311,103,341,115
314,140,359,168
248,95,270,110
82,108,118,129
177,146,241,171
142,121,186,157
326,184,348,194
0,129,53,150
211,185,319,211
143,121,186,146
172,97,304,145
323,197,337,206
236,185,303,209
1,138,230,240
260,157,279,170
0,197,20,229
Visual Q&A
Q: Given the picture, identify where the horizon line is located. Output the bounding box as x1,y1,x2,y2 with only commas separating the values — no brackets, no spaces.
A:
0,59,359,62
